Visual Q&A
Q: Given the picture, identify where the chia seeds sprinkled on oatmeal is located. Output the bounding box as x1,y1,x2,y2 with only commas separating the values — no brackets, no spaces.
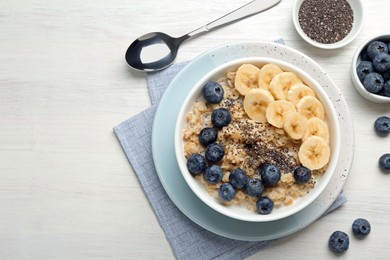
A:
298,0,354,44
182,63,330,211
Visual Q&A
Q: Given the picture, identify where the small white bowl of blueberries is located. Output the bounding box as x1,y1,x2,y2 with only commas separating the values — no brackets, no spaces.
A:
352,34,390,103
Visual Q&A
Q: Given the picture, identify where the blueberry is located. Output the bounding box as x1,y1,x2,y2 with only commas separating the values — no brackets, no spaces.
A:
328,231,349,254
218,183,236,201
211,108,232,128
204,143,224,162
256,197,274,215
203,165,223,184
229,168,249,189
202,81,224,104
356,61,374,82
383,80,390,97
352,218,371,238
198,127,218,146
259,164,281,187
367,40,388,60
383,70,390,82
243,178,264,197
186,154,207,175
360,49,370,61
373,53,390,73
293,166,312,184
379,153,390,173
374,116,390,136
363,72,384,93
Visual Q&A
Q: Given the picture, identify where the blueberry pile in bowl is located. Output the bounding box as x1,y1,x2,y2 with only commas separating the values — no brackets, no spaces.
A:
351,34,390,103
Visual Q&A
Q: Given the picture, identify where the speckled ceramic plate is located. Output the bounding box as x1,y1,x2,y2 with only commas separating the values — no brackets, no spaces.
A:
152,41,354,241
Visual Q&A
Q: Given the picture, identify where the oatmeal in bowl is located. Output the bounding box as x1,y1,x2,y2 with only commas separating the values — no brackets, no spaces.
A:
175,57,340,222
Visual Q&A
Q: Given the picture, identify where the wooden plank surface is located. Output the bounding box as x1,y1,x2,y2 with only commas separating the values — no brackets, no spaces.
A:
0,0,389,258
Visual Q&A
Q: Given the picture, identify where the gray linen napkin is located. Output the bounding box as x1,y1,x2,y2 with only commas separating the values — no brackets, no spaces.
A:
114,41,346,259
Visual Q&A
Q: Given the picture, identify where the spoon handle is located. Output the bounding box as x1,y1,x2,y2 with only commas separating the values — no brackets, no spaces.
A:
186,0,281,38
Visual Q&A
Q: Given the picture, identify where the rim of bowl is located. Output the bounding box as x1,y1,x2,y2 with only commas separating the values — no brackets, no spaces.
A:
351,34,390,103
175,57,341,222
292,0,365,49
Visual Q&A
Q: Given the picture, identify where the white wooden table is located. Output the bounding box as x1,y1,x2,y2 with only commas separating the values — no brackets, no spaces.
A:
1,0,389,259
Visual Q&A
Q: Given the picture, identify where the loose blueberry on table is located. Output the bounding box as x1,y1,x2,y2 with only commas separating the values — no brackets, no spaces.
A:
211,107,232,128
259,164,281,187
374,116,390,136
186,153,207,175
229,168,249,189
328,231,350,254
356,40,390,97
202,81,224,104
203,165,223,184
379,153,390,173
204,143,225,163
352,218,371,238
218,183,236,202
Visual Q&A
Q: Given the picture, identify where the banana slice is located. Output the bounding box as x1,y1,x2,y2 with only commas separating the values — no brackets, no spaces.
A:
258,63,283,90
243,89,275,123
234,64,261,96
287,83,316,104
296,96,325,120
302,117,329,142
298,136,330,170
269,72,302,100
283,112,308,140
266,100,296,128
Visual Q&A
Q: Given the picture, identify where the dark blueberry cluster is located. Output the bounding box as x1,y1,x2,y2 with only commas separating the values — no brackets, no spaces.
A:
328,218,371,254
227,166,276,215
186,81,282,214
373,116,390,173
357,40,390,97
186,83,229,184
186,81,234,203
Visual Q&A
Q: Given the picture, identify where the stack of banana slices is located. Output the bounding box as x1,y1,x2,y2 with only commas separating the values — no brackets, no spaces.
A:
235,63,331,171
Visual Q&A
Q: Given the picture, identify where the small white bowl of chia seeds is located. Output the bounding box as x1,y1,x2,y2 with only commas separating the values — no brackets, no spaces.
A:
292,0,365,49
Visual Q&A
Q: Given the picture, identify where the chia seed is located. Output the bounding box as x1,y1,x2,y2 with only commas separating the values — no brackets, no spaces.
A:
298,0,354,44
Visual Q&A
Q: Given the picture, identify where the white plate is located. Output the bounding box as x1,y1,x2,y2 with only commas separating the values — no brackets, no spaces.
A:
152,41,354,241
